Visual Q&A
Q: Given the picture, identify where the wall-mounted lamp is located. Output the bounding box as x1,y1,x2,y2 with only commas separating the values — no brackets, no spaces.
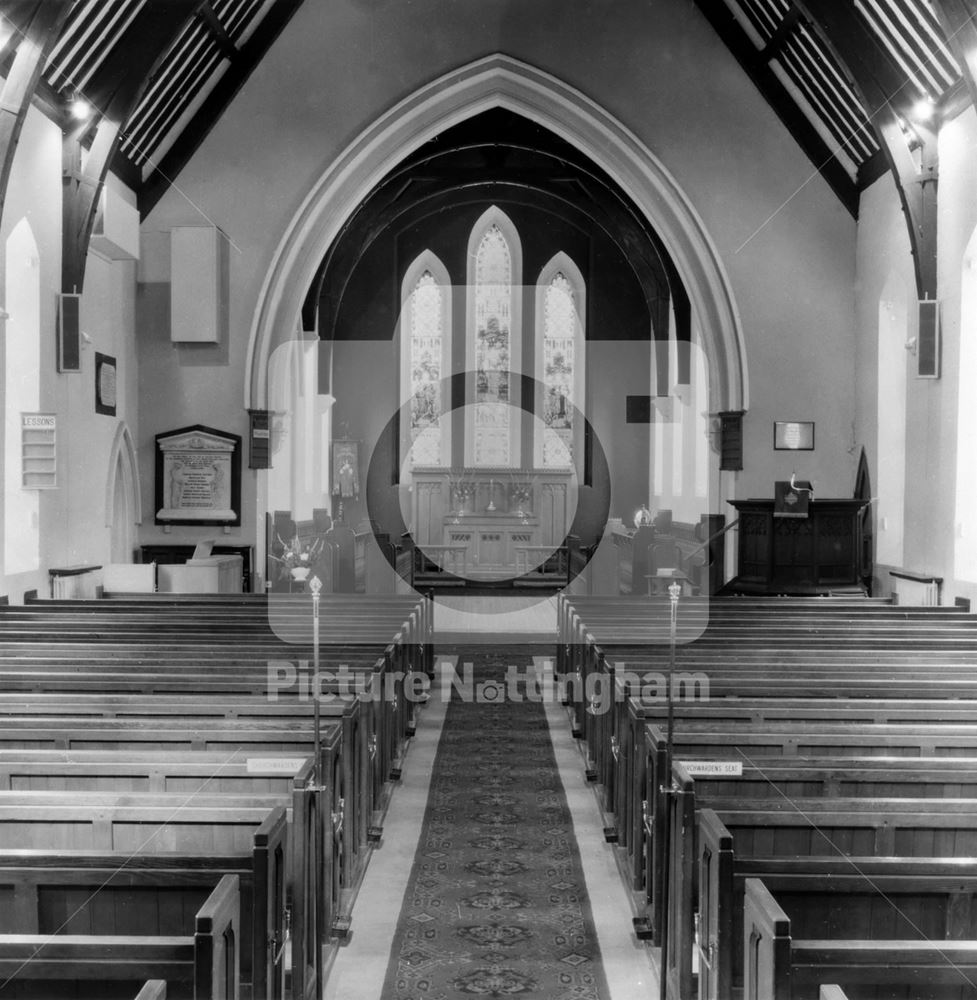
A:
69,96,92,121
905,336,918,355
912,94,935,122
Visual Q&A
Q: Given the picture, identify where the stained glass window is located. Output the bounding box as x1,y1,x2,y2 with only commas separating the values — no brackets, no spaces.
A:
473,223,512,466
541,271,576,467
408,269,443,466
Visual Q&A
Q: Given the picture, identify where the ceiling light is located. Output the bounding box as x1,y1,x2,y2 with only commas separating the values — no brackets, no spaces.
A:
69,97,92,121
912,95,935,121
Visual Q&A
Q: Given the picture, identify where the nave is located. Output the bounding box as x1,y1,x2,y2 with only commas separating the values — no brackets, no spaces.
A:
4,591,977,998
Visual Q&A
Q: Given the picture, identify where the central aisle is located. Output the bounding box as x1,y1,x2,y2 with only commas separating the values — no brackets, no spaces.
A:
325,649,654,1000
382,647,609,998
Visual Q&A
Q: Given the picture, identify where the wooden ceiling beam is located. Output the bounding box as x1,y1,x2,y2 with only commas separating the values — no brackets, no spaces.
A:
931,1,977,115
61,0,200,294
690,0,859,217
796,0,938,298
760,6,803,61
0,1,71,234
195,1,238,61
138,0,308,219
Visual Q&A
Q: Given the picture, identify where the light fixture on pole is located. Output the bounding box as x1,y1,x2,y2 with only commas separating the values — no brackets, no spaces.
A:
309,574,322,787
658,579,682,1000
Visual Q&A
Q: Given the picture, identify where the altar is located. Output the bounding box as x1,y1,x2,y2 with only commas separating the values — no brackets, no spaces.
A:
409,468,574,581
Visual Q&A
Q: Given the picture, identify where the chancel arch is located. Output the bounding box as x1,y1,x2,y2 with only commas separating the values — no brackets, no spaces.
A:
251,56,747,589
246,54,747,418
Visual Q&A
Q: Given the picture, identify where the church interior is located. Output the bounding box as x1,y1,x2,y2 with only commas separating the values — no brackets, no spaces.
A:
3,0,977,997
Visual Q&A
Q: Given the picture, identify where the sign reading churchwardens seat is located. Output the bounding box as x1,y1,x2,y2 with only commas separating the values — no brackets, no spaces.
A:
155,424,242,526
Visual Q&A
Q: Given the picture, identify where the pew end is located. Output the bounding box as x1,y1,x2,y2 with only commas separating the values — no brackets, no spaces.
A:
744,878,792,1000
135,983,167,1000
194,873,240,1000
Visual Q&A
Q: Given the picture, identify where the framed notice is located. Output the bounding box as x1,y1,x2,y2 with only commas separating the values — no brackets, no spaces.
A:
95,353,117,416
155,424,241,526
21,413,56,489
773,420,814,451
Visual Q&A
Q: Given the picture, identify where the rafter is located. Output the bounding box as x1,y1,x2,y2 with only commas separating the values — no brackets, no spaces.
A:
0,1,71,234
690,0,859,217
61,0,199,294
795,0,938,297
931,1,977,114
195,1,238,61
138,0,308,219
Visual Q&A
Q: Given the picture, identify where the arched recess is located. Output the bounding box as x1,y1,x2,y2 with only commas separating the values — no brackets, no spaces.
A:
956,224,977,582
877,267,909,572
4,217,41,577
104,421,142,532
245,54,747,418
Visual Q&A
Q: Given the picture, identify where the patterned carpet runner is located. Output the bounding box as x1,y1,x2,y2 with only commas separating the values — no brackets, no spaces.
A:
381,649,610,999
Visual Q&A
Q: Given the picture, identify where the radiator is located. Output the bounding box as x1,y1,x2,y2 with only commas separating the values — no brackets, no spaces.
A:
890,571,941,606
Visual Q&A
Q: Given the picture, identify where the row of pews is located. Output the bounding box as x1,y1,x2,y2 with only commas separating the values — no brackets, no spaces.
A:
0,592,432,1000
557,594,977,1000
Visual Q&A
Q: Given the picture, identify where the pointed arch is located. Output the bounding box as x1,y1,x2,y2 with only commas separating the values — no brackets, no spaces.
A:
399,250,452,469
4,217,41,576
105,421,142,527
534,251,585,469
465,206,522,467
246,54,747,419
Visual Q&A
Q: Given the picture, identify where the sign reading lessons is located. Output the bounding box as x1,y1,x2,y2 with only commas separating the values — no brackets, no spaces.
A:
155,424,242,526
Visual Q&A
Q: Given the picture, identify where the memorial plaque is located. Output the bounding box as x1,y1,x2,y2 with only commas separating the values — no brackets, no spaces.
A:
155,424,241,525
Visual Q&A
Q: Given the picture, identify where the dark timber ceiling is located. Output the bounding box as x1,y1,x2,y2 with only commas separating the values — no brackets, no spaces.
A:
1,0,976,236
0,0,305,217
693,0,967,217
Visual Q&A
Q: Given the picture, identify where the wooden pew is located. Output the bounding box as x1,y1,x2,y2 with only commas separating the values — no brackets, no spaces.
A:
611,691,977,875
671,765,977,999
694,803,977,1000
744,877,977,1000
0,793,313,1000
640,720,977,914
0,874,239,1000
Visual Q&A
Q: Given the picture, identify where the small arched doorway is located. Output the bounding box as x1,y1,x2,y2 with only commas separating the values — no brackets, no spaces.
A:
105,423,142,562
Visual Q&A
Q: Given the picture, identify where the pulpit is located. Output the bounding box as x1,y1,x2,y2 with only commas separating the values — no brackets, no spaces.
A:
726,498,867,595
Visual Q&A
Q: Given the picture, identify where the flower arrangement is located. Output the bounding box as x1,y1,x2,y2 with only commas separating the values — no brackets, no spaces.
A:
270,534,323,578
511,483,532,504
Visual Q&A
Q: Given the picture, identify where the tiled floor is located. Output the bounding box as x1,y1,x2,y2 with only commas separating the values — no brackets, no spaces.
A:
323,655,656,1000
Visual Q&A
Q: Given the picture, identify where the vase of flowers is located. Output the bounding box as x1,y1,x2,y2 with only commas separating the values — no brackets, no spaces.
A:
510,483,533,516
270,534,322,585
451,481,476,516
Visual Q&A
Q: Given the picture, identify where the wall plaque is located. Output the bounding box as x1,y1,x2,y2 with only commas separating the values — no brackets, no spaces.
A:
155,424,241,526
95,353,117,416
